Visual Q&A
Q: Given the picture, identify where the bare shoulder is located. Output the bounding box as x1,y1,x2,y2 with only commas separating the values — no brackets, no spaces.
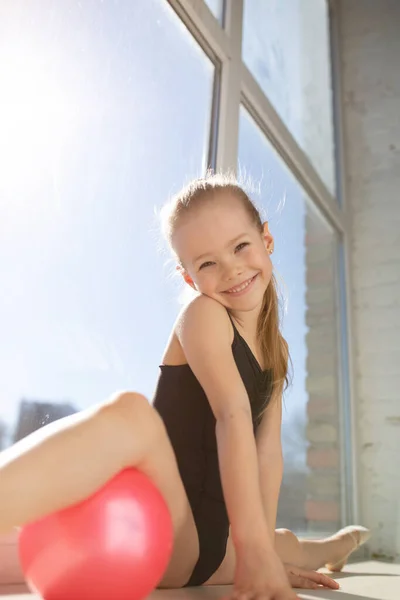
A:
161,296,231,367
175,295,232,345
174,295,250,420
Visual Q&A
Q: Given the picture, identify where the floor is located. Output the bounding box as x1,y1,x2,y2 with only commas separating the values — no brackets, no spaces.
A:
0,561,399,600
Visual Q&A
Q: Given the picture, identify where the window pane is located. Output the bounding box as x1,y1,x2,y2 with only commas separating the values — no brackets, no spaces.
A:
242,0,336,196
0,0,214,447
204,0,224,24
239,107,341,534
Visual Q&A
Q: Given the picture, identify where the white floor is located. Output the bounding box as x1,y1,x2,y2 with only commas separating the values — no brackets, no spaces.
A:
1,562,399,600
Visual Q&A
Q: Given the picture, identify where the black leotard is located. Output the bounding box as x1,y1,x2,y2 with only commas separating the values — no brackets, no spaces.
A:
152,311,273,586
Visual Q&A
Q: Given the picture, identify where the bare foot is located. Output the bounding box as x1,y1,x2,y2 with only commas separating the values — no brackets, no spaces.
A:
325,526,371,572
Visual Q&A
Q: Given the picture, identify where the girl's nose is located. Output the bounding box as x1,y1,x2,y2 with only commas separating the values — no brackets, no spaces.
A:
223,261,244,281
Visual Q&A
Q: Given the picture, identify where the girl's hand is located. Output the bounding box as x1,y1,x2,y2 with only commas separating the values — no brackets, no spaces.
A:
225,544,299,600
284,564,340,590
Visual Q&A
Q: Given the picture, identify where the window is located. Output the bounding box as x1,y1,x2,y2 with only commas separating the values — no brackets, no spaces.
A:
239,108,341,534
242,0,336,195
0,0,355,537
0,0,214,448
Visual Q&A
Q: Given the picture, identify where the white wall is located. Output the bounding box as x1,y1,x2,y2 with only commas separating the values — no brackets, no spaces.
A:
338,0,400,561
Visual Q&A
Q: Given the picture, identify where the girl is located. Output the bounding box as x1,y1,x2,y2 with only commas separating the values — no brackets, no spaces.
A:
0,174,369,600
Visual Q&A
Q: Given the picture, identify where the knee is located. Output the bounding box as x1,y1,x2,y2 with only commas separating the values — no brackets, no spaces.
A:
99,391,163,439
275,528,303,566
275,528,298,545
105,390,150,415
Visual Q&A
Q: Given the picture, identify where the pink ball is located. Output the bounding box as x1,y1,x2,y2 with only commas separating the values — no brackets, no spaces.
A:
18,468,173,600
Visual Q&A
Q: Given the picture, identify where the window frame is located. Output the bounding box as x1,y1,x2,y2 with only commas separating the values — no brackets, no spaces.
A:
168,0,358,526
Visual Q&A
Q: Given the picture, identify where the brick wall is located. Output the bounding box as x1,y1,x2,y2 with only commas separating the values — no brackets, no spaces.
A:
338,0,400,561
304,211,341,533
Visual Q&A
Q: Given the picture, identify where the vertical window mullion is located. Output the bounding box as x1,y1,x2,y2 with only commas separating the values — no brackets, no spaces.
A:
215,0,243,172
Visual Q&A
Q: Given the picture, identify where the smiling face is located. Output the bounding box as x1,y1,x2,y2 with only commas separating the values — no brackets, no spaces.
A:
172,193,274,313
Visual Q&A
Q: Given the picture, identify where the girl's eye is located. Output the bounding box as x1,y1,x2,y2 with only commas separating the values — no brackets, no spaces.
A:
199,261,214,270
199,243,249,270
235,242,249,252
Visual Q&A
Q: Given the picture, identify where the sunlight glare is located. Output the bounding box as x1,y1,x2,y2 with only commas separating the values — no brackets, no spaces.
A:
0,42,79,224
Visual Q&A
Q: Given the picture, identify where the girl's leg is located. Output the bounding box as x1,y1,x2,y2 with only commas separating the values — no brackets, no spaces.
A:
0,391,199,588
274,527,371,571
204,525,370,585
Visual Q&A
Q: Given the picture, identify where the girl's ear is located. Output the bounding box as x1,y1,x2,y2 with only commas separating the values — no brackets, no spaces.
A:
176,265,197,290
262,221,275,254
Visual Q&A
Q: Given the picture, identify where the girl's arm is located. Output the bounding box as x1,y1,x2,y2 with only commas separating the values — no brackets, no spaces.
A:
177,295,272,551
256,396,284,541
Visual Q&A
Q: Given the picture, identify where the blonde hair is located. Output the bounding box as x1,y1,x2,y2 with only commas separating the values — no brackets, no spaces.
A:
160,173,291,404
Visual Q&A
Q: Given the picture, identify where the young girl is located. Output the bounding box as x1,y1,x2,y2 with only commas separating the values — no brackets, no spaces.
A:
0,174,369,600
